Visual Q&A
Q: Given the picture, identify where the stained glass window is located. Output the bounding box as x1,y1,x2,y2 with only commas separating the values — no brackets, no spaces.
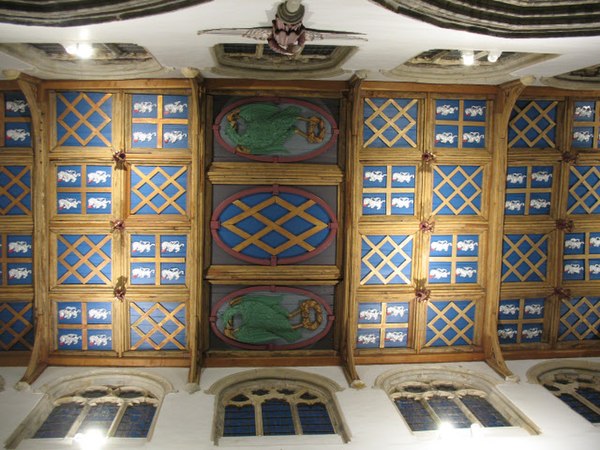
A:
220,382,338,438
390,381,512,432
32,385,158,440
539,370,600,423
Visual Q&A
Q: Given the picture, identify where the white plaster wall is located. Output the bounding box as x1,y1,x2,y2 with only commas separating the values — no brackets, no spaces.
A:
1,358,600,449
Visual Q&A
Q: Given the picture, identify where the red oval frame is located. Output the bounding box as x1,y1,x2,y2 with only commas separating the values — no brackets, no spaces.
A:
210,286,335,350
211,185,338,265
213,96,339,163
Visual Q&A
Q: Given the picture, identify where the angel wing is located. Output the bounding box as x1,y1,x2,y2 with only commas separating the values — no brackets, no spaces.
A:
198,27,367,42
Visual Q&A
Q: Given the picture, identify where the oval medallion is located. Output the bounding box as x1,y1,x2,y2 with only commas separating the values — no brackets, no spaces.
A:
211,186,337,265
214,97,338,162
211,286,334,350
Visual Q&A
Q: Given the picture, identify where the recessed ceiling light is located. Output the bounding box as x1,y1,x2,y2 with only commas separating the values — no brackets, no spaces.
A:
64,42,94,59
487,49,502,62
461,50,475,66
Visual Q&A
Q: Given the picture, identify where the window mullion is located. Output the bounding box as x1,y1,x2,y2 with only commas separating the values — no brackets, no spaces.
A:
65,403,91,438
290,401,302,435
421,397,442,426
106,400,128,437
254,398,264,437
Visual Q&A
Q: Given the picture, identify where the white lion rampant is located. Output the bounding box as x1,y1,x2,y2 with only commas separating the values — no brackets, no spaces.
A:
8,241,31,253
575,105,593,118
385,331,406,343
525,304,544,315
457,240,478,251
564,238,584,250
163,130,187,143
132,267,155,278
530,198,551,209
161,267,185,280
164,101,188,114
6,128,30,141
363,197,384,210
506,173,526,184
57,169,81,183
573,130,592,143
430,240,452,252
58,198,81,210
392,172,414,183
359,308,381,321
590,237,600,247
435,132,458,144
8,267,32,279
5,99,28,113
522,328,543,339
464,105,486,117
133,101,156,113
87,170,111,184
132,241,155,253
505,200,525,211
564,263,584,274
589,263,600,275
455,266,476,278
436,105,459,116
387,305,407,318
87,197,111,209
89,334,112,346
59,333,82,346
58,306,80,320
462,131,484,143
133,131,157,143
429,268,450,279
499,304,519,315
357,334,377,345
161,241,185,253
88,308,111,320
364,171,386,182
497,328,517,339
531,171,552,182
391,197,413,209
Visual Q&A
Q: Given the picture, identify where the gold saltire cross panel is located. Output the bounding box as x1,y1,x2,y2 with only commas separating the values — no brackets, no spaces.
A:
432,165,483,216
222,196,326,256
56,234,112,285
130,302,186,351
363,98,418,148
360,235,413,285
56,92,112,147
0,165,31,216
501,234,549,283
567,166,600,215
425,300,476,347
130,165,187,215
559,296,600,341
0,302,33,350
508,100,558,148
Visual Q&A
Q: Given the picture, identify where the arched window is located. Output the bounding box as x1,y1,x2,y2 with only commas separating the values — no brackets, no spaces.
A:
376,367,537,435
528,360,600,424
208,369,349,443
5,370,173,449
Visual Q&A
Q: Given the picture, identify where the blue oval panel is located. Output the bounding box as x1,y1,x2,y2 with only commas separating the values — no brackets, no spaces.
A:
211,186,337,265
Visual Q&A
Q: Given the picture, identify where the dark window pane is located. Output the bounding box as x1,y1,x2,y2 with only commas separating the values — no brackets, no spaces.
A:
80,389,108,398
262,399,294,435
395,398,437,431
117,390,146,399
78,403,119,435
224,404,256,436
462,395,510,427
297,403,335,435
428,397,471,428
559,393,600,423
33,402,84,438
577,387,600,410
114,402,156,437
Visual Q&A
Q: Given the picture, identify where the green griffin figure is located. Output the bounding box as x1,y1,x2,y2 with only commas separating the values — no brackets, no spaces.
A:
224,103,325,155
220,294,301,344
